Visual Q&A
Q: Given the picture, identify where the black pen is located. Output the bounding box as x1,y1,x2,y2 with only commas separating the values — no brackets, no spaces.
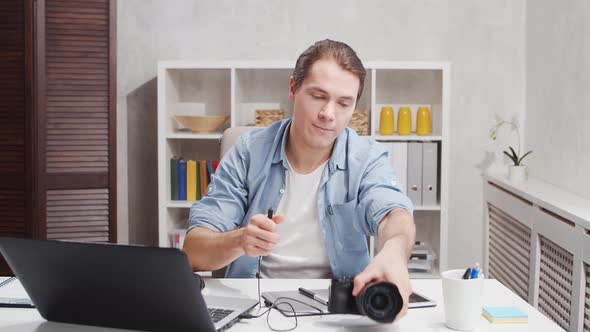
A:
461,268,472,279
256,208,274,278
298,287,328,306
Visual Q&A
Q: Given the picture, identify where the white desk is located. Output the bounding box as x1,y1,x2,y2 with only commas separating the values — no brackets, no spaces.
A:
0,277,564,332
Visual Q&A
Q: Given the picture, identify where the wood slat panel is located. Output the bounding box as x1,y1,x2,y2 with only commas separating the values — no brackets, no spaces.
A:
0,189,25,231
487,204,531,301
0,0,27,274
0,0,25,176
538,235,573,331
44,0,110,174
46,188,109,242
584,263,590,332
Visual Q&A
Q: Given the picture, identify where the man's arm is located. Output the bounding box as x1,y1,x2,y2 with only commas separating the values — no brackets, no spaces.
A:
183,214,285,272
376,208,415,257
183,227,245,271
353,208,415,321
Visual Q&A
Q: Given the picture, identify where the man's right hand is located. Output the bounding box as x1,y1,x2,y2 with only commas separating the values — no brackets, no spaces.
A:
240,213,284,256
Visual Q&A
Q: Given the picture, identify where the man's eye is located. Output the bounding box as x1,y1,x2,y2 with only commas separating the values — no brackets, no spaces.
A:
339,103,351,107
312,95,324,100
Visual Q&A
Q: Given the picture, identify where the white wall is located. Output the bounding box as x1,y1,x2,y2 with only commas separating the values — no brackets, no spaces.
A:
117,0,527,269
525,0,590,200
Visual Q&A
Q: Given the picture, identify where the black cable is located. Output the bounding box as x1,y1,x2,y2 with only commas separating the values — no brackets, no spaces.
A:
267,299,297,331
238,207,327,330
240,296,326,332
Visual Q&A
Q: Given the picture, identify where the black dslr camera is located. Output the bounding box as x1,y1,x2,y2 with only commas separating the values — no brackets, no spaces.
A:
328,278,403,323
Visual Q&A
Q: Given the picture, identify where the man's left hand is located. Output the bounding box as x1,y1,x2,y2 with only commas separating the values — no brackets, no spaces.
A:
352,238,412,321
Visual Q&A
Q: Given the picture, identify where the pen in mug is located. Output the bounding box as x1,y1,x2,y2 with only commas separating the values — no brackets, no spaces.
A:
470,262,480,279
461,268,472,280
461,263,481,280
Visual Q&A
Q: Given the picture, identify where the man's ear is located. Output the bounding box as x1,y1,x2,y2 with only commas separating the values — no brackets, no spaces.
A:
288,76,295,102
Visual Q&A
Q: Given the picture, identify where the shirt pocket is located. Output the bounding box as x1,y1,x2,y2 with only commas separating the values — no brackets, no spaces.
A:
330,200,367,252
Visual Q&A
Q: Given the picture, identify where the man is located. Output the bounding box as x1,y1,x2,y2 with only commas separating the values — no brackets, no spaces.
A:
183,39,415,320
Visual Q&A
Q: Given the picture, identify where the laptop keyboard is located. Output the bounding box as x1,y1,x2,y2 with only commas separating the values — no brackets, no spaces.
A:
208,307,235,323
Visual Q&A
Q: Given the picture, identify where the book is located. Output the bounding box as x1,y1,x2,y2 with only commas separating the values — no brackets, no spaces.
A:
186,160,197,201
169,230,186,249
170,157,179,200
178,159,187,200
206,161,214,185
199,160,207,198
212,160,220,173
196,161,201,200
482,306,528,324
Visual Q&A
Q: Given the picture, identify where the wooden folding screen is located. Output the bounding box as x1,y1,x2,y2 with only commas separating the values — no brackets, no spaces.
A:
0,0,116,275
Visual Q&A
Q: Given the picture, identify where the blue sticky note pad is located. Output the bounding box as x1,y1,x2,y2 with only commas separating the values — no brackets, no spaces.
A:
483,307,527,318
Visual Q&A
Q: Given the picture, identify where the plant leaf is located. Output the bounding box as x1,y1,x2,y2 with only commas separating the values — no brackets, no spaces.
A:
518,150,533,165
503,150,519,165
508,146,518,159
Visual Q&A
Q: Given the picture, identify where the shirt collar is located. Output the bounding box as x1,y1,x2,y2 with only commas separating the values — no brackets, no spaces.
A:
272,118,348,172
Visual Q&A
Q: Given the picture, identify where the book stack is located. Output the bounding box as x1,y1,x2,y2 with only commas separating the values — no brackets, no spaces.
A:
170,158,219,201
408,241,437,274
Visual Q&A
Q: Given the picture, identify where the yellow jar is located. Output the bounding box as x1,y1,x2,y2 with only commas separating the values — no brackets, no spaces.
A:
397,107,412,135
379,106,394,135
416,106,431,136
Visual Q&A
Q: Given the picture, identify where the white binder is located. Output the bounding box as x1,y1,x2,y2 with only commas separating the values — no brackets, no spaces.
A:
407,142,423,206
386,142,408,193
392,142,408,193
422,142,439,206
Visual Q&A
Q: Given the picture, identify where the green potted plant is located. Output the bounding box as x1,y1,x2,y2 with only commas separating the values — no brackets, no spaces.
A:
489,115,532,182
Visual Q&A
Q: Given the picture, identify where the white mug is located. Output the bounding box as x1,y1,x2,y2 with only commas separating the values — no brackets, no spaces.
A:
441,269,485,331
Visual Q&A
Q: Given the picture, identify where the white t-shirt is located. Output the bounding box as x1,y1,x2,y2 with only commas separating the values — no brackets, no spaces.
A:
259,159,332,278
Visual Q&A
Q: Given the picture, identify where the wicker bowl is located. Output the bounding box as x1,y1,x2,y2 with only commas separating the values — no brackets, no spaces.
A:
255,109,284,127
174,115,229,133
349,110,369,135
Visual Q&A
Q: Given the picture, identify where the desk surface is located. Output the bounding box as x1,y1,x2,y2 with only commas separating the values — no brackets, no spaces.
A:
0,277,564,332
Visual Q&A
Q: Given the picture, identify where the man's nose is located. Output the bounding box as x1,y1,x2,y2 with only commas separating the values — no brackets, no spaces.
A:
319,102,336,121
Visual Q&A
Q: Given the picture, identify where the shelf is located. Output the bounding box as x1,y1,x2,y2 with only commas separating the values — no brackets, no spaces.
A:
374,134,442,142
167,200,440,211
414,205,441,211
158,61,450,274
166,133,222,140
166,201,196,208
410,268,440,279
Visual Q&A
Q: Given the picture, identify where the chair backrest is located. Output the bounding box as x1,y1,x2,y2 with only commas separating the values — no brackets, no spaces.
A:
213,126,256,278
219,126,257,160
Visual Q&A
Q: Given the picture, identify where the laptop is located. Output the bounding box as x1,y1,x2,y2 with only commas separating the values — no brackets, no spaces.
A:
0,237,257,332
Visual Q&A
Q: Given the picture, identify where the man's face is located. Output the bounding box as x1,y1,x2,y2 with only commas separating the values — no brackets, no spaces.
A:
289,58,359,151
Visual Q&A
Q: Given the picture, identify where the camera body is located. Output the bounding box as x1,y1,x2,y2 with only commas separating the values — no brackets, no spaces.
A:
328,278,403,323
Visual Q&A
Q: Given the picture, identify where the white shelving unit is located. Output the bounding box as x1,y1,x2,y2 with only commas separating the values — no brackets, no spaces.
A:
157,61,451,277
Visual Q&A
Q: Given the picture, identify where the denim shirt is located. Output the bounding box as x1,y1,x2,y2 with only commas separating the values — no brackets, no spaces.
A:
188,119,413,278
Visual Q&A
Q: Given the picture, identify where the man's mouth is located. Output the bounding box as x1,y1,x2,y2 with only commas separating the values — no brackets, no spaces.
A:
313,124,333,132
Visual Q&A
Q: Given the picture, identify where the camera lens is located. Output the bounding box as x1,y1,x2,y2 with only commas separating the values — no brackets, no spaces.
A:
356,281,403,323
370,293,388,310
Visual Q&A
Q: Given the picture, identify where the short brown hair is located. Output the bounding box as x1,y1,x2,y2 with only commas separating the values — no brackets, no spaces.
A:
292,39,366,102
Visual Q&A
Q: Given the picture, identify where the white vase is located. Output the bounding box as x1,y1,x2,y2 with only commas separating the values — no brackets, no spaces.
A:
508,165,527,183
